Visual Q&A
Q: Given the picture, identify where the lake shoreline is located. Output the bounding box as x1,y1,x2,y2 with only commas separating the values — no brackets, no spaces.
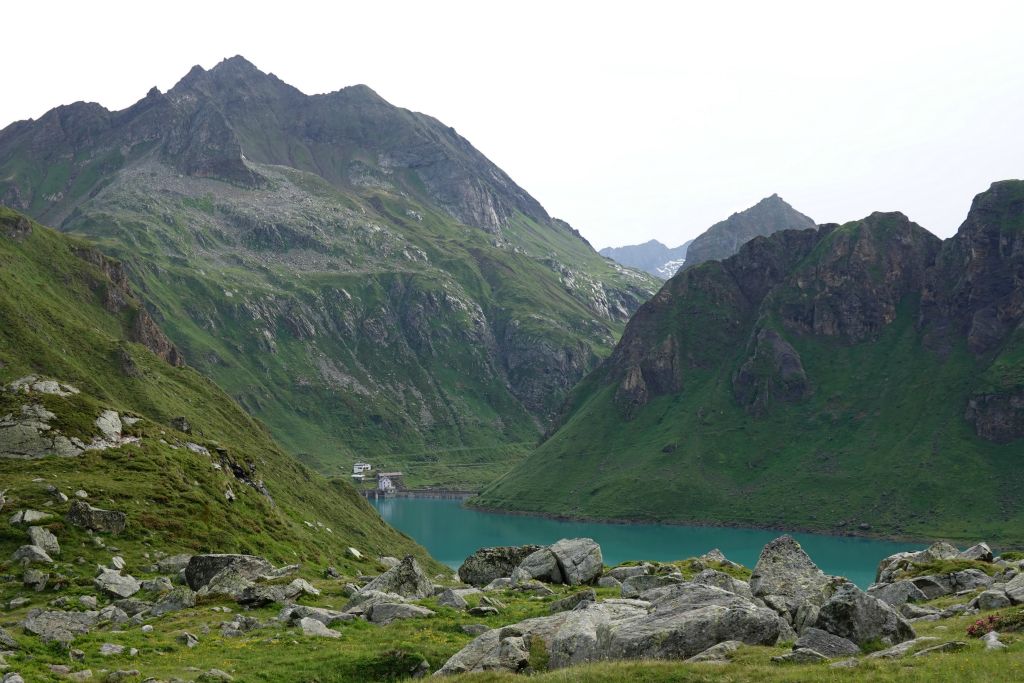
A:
461,499,984,550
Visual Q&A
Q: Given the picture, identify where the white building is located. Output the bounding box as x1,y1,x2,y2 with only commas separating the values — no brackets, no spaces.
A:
352,462,372,475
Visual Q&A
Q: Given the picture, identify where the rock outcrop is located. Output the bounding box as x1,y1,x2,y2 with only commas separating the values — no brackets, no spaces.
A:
458,545,542,587
66,501,127,534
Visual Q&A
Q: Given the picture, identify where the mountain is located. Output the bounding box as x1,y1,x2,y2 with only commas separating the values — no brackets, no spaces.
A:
683,194,816,269
600,239,692,279
0,206,434,570
599,195,813,280
474,181,1024,545
0,56,657,484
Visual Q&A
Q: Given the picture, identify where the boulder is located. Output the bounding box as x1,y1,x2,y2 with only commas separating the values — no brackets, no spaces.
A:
910,569,993,599
620,573,683,599
282,604,354,627
867,580,928,606
23,610,101,644
141,577,173,593
691,569,754,600
511,548,562,584
156,554,193,573
379,556,401,569
0,626,20,649
359,556,433,599
814,583,915,647
549,538,603,585
436,600,649,675
438,588,480,610
549,589,596,613
27,527,60,556
604,564,651,582
793,627,861,658
94,569,141,599
366,602,435,625
749,536,835,623
11,545,52,565
184,554,274,597
602,584,785,661
458,545,542,587
178,631,199,648
1005,572,1024,603
9,509,53,525
483,577,513,591
113,598,151,616
684,639,742,664
23,568,48,591
298,617,341,638
66,501,126,534
344,590,409,616
598,576,622,590
150,587,196,616
976,589,1011,611
958,543,994,563
237,578,319,606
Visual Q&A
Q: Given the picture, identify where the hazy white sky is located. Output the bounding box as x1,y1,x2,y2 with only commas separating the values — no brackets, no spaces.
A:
5,1,1024,248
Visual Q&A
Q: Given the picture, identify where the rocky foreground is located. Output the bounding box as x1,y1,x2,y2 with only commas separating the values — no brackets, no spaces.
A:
1,516,1022,681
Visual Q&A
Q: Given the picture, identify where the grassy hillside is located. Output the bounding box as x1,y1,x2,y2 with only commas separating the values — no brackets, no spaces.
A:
0,206,436,570
0,59,657,487
475,208,1024,546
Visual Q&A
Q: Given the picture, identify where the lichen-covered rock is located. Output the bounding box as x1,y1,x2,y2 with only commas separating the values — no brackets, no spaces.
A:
359,555,433,599
867,580,928,606
11,545,53,565
458,545,542,587
184,554,274,597
793,627,861,658
692,569,754,600
750,536,836,623
549,538,603,585
512,548,562,584
27,526,60,556
66,501,126,534
150,587,196,616
23,610,101,644
815,583,915,647
621,573,684,599
94,569,141,599
366,602,435,625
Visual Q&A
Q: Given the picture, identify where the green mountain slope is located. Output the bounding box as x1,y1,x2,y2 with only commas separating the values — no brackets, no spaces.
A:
0,57,657,485
474,183,1024,546
0,206,435,570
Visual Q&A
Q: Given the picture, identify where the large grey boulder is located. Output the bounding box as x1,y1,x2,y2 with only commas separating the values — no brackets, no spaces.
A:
867,580,928,606
366,603,435,625
458,545,542,587
603,584,785,661
749,536,836,623
11,545,53,565
66,501,126,534
549,538,603,585
1005,572,1024,604
27,527,60,556
511,538,603,586
438,588,481,610
692,569,754,600
184,554,274,597
976,590,1011,610
910,569,993,599
23,610,100,644
344,590,409,616
511,548,562,584
156,554,193,573
150,587,196,616
282,604,355,627
958,543,993,562
604,564,651,582
237,578,319,607
359,556,433,599
297,617,341,638
436,600,648,675
94,569,141,599
684,639,742,664
814,583,915,647
793,627,861,658
875,541,960,583
620,573,683,599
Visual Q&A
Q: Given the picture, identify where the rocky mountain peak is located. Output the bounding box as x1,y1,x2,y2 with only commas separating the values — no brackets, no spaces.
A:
683,195,816,269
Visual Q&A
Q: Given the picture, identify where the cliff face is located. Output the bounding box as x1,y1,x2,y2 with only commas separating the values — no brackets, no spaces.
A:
0,57,658,479
476,182,1024,542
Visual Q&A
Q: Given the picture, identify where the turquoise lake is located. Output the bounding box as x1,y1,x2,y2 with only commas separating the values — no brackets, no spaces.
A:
373,497,925,588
